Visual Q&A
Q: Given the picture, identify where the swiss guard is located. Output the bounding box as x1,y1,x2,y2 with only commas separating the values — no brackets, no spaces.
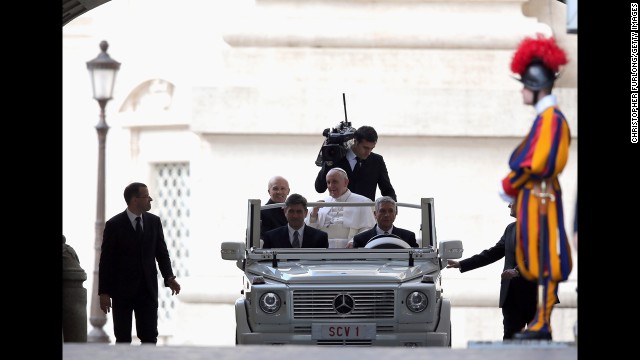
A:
499,34,573,341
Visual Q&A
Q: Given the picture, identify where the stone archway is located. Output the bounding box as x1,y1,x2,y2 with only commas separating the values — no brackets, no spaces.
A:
63,0,112,26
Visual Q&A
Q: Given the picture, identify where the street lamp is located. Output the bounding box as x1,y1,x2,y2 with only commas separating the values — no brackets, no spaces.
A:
86,40,121,343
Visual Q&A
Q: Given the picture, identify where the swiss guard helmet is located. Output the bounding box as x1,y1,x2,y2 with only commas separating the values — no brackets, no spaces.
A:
510,34,568,94
520,60,556,91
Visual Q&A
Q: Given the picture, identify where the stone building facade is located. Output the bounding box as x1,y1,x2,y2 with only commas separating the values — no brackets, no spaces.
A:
63,0,577,347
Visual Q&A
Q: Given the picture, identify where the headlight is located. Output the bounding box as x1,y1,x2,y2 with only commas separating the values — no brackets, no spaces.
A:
406,291,428,313
259,292,281,314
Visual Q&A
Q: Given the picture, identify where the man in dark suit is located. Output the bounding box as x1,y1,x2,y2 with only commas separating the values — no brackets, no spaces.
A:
445,198,537,340
260,175,290,238
351,196,419,248
314,125,397,202
262,193,329,248
98,182,181,344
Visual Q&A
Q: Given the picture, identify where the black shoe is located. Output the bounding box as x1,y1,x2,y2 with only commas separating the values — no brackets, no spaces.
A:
513,330,552,340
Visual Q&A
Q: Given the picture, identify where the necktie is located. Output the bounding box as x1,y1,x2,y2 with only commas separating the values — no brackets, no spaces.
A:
354,157,361,173
292,230,300,248
384,231,389,235
135,216,143,238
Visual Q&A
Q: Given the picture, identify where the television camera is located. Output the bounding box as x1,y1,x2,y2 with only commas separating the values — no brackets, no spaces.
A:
315,94,356,166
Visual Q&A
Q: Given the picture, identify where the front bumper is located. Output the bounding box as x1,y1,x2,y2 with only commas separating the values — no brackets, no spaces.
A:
234,298,451,347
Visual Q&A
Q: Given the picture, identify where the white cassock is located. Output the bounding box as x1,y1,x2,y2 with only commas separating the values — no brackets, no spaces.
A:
306,189,376,248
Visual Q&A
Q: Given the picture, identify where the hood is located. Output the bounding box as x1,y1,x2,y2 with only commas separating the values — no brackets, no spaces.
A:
246,259,440,283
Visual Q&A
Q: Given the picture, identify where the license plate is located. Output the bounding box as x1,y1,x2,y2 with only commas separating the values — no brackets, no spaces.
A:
311,323,376,340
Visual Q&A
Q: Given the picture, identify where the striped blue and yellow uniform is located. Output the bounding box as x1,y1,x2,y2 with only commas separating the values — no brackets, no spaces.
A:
500,96,573,334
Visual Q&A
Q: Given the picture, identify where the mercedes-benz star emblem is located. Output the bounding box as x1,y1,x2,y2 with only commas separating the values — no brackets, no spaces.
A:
333,294,355,314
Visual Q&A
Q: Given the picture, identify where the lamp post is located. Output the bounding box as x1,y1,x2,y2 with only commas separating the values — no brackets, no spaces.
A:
86,40,121,343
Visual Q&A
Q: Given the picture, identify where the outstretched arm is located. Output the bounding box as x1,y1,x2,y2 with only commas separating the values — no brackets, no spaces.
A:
376,156,397,201
446,260,460,269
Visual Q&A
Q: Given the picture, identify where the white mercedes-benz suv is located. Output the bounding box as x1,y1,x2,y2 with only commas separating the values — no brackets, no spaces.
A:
220,198,463,347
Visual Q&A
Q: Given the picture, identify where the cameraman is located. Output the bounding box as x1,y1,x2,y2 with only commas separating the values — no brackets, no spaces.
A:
314,125,397,202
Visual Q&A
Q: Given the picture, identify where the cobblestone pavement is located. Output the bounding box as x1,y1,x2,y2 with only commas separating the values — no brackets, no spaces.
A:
63,342,577,360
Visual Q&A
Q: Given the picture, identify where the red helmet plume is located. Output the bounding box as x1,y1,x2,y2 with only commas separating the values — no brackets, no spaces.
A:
510,34,568,91
510,34,568,75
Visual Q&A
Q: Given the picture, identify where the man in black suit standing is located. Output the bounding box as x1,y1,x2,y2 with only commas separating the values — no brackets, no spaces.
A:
445,198,537,340
98,182,181,344
260,175,290,238
262,193,329,248
314,125,397,202
351,196,419,248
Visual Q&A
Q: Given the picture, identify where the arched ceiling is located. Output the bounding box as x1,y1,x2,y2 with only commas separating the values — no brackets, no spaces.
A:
64,1,571,28
63,0,111,26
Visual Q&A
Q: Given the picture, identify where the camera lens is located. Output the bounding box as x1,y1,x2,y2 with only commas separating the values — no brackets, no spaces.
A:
321,144,345,162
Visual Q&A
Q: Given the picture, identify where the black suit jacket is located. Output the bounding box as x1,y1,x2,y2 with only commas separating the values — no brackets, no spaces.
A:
315,152,396,201
260,199,287,238
458,221,537,308
262,225,329,248
352,225,419,248
98,210,175,304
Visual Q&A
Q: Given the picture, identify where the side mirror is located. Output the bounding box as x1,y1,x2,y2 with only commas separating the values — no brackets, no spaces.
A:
438,240,463,260
221,242,246,261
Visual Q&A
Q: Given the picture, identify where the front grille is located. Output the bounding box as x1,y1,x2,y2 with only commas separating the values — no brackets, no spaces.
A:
293,289,395,319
